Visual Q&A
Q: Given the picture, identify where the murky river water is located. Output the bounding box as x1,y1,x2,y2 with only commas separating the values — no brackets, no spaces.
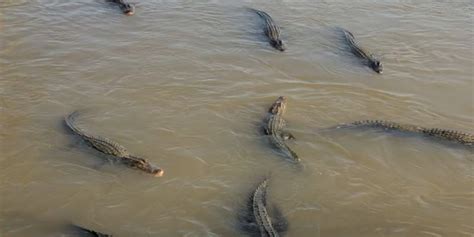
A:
1,0,473,236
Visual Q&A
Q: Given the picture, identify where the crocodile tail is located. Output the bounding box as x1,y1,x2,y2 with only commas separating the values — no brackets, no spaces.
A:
256,178,269,206
245,7,264,17
341,28,354,38
421,128,474,145
244,6,261,15
282,144,300,163
246,7,273,27
349,119,385,127
341,28,357,48
255,9,271,21
349,120,422,132
351,120,372,126
64,111,86,136
289,149,299,162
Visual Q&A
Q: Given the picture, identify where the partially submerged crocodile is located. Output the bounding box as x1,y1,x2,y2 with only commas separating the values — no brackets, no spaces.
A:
65,111,164,177
109,0,135,15
239,178,288,237
263,96,300,163
249,8,286,51
337,120,473,147
341,28,383,73
71,225,112,237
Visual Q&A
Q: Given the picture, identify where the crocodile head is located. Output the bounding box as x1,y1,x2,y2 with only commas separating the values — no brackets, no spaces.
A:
126,156,164,177
370,59,383,74
271,39,286,52
268,96,287,115
121,3,135,16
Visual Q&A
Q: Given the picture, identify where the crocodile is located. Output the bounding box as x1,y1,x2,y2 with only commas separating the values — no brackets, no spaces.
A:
337,120,473,147
71,225,112,237
64,111,164,177
109,0,135,15
239,178,288,237
341,28,383,73
263,96,300,163
249,8,286,51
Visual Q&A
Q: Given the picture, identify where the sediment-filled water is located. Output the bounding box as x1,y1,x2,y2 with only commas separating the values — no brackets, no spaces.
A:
1,1,473,236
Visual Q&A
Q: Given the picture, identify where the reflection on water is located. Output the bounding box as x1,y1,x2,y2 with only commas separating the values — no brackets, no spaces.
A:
1,0,473,236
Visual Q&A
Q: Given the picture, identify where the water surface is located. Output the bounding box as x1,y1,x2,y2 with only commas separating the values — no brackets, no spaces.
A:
1,0,473,236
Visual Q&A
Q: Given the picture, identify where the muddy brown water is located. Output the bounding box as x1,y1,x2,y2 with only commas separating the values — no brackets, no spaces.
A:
1,1,473,236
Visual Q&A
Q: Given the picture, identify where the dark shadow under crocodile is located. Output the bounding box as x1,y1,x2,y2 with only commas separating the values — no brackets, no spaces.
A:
237,178,288,237
333,120,473,149
64,111,164,177
70,224,112,237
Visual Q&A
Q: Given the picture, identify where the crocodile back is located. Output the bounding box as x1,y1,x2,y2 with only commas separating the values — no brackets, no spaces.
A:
85,136,130,157
255,10,281,41
264,97,287,135
342,29,371,60
265,115,286,136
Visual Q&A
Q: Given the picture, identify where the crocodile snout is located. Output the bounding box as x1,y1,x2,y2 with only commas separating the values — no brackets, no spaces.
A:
124,10,134,16
153,168,164,177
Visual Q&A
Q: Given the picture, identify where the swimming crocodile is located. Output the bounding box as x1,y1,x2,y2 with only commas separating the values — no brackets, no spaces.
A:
71,225,112,237
263,96,300,163
239,178,288,237
65,111,164,176
249,8,286,51
341,28,382,73
337,120,473,147
109,0,135,15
